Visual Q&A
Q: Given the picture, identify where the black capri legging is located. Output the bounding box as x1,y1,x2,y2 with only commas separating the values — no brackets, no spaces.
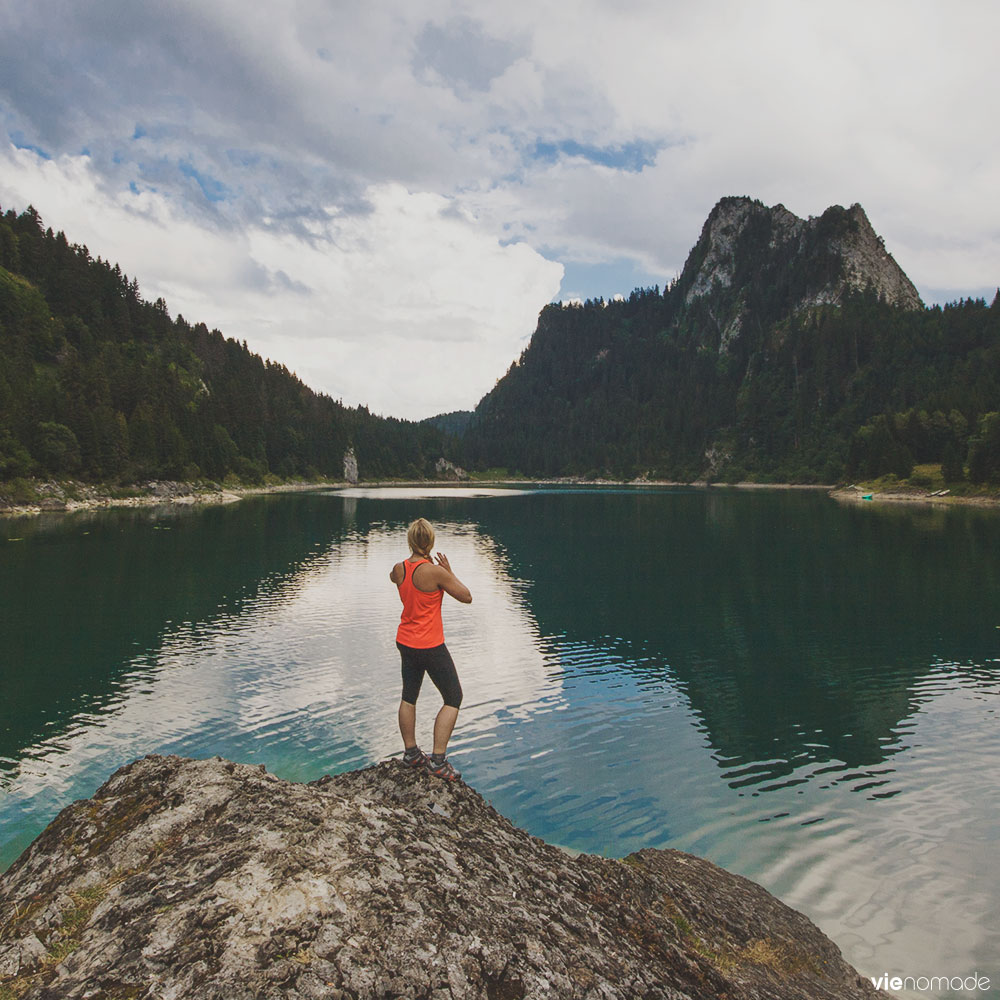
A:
397,641,463,709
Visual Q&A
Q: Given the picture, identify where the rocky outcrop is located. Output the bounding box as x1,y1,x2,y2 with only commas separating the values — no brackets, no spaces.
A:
343,447,359,485
0,755,891,1000
434,457,468,481
823,204,922,311
682,198,921,353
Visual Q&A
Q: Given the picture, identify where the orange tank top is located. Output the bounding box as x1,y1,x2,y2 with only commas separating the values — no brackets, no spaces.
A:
396,558,445,648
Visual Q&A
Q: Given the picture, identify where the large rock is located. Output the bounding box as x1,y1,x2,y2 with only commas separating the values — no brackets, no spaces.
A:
343,448,359,485
0,756,892,999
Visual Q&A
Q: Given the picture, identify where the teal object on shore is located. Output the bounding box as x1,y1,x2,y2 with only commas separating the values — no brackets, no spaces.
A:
862,493,873,500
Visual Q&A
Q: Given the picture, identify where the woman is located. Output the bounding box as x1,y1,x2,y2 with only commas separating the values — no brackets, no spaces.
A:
390,517,472,780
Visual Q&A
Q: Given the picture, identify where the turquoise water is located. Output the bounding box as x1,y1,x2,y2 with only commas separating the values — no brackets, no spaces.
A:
1,487,998,997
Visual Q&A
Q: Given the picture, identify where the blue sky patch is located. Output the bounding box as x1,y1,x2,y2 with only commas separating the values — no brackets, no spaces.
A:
532,138,659,173
10,132,51,160
555,256,668,304
179,161,230,203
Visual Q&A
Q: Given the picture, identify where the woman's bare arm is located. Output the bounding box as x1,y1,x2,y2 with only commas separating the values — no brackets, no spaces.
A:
432,553,472,603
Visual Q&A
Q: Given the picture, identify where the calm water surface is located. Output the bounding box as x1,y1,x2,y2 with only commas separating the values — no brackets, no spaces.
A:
1,487,998,997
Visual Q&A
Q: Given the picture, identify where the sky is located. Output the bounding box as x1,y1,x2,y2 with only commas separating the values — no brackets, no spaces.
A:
1,1,998,420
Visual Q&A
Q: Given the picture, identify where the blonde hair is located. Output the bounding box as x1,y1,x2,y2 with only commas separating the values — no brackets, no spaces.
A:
407,518,435,557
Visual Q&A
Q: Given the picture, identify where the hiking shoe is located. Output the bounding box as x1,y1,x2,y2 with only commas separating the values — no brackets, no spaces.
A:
402,748,429,769
426,756,461,781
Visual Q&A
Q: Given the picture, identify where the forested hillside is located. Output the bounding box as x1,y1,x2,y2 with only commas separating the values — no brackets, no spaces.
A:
464,200,1000,484
5,197,998,491
0,204,454,484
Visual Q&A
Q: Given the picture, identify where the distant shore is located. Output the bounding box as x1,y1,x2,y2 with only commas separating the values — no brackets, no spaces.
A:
3,475,999,518
828,484,1000,508
0,478,337,518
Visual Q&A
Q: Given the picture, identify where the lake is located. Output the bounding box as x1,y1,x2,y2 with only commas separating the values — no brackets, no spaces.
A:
1,486,998,997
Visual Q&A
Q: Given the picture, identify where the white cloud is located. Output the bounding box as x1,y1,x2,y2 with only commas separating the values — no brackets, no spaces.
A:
0,143,561,418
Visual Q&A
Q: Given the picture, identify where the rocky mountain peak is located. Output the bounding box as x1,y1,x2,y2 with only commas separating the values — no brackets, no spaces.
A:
831,202,922,310
682,197,922,326
682,197,766,302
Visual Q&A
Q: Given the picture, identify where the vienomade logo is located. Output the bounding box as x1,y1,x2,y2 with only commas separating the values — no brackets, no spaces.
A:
870,972,991,992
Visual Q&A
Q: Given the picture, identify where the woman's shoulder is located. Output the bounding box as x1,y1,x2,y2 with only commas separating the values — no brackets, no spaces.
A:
389,561,406,584
410,558,443,592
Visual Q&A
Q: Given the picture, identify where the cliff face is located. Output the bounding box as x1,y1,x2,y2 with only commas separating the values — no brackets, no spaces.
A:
0,755,890,1000
683,197,921,313
678,197,921,356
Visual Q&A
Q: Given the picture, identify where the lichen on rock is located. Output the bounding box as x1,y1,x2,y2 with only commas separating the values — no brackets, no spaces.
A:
0,755,892,999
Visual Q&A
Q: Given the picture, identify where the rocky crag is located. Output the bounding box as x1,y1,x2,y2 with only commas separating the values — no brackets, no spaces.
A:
0,755,891,1000
681,197,922,353
686,198,922,309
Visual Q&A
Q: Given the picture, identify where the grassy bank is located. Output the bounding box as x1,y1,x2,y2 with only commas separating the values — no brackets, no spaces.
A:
832,463,1000,506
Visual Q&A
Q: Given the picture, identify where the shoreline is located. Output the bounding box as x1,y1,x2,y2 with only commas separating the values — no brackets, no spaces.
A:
828,484,1000,508
3,475,999,519
0,478,340,519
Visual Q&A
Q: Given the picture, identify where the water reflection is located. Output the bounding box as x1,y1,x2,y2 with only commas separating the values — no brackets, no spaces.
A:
0,497,346,780
471,489,1000,780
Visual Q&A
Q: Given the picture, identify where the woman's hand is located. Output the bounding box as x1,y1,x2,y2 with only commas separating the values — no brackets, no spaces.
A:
432,551,471,603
